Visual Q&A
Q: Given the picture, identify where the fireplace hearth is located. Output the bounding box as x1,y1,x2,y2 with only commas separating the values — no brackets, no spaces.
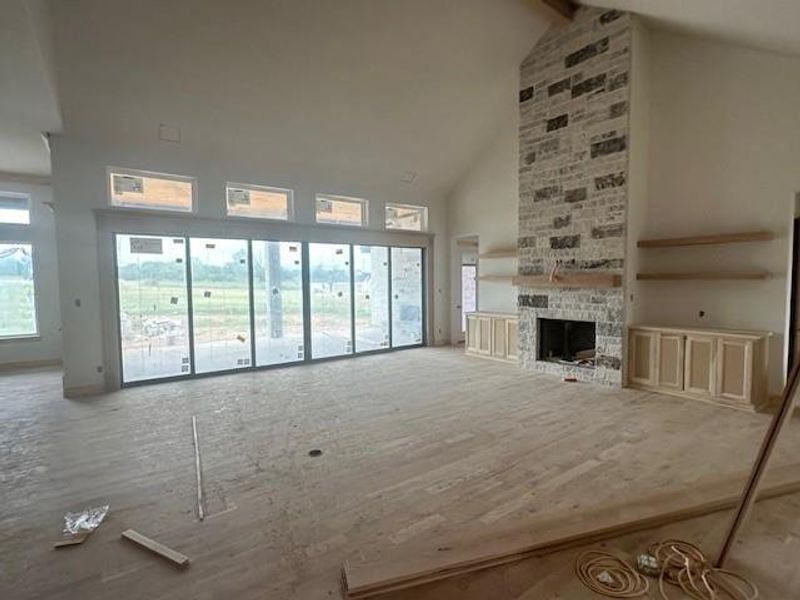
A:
537,318,596,368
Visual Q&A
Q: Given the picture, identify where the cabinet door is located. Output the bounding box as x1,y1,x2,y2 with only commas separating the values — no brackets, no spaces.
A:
505,319,519,361
628,330,656,386
684,335,715,396
657,333,684,390
716,338,752,404
466,315,479,352
477,316,492,355
492,318,507,358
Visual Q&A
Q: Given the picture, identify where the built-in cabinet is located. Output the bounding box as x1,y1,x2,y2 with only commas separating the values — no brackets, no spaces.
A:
627,326,770,411
465,312,519,363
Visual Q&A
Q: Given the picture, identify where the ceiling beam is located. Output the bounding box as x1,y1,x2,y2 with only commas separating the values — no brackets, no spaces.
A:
539,0,578,20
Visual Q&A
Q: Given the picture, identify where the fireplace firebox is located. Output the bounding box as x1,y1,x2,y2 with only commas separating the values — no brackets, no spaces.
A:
537,318,596,368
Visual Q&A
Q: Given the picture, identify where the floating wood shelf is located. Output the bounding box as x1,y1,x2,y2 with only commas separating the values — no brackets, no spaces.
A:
637,231,775,248
477,275,515,283
637,271,771,281
512,273,622,288
478,248,518,259
456,239,479,249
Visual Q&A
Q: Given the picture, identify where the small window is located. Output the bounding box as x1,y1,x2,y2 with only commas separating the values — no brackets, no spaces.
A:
0,192,30,225
108,168,195,212
315,194,367,227
226,183,293,220
385,203,427,232
0,242,37,338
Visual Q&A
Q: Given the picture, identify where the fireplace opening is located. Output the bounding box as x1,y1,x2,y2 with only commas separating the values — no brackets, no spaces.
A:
537,318,596,368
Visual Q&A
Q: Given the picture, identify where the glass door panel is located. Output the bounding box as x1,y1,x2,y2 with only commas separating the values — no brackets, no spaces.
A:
116,234,191,382
309,242,352,358
252,240,304,366
354,245,389,352
190,238,252,373
461,264,477,332
391,247,423,347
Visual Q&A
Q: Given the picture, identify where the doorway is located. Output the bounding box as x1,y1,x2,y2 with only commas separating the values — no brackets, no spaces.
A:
453,236,478,344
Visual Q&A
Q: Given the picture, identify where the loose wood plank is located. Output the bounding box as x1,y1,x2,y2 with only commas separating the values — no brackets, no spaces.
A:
342,462,800,598
512,273,622,288
637,231,775,248
637,271,771,281
716,360,800,566
54,533,89,548
121,529,190,568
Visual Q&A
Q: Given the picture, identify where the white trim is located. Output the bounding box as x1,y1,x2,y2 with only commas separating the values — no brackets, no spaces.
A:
106,166,197,214
314,193,368,227
225,181,295,222
385,202,428,232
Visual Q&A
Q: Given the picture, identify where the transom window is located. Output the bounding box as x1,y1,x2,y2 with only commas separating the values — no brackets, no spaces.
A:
385,203,427,232
0,242,37,338
108,168,195,212
226,183,293,220
315,194,367,227
0,192,30,225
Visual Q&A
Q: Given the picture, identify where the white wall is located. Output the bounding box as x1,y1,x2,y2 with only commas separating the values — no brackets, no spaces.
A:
632,30,800,393
447,84,520,342
0,178,61,366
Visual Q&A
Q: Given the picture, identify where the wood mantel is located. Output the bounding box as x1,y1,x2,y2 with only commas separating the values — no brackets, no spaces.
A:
511,273,622,288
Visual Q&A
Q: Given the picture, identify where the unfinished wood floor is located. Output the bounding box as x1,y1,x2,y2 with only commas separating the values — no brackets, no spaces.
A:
1,347,798,599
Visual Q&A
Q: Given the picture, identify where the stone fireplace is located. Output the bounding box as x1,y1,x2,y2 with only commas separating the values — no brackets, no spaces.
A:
538,318,596,367
517,7,631,385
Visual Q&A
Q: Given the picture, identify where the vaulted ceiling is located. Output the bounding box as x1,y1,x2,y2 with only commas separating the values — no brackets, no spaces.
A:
586,0,800,55
47,0,554,199
0,0,61,177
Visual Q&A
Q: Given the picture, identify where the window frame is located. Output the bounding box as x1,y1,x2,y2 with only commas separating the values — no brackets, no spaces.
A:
225,182,295,222
107,166,197,214
0,191,32,226
384,202,428,232
0,240,40,340
314,193,369,228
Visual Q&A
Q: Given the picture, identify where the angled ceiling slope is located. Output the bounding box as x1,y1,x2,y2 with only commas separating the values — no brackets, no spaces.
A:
585,0,800,55
49,0,554,200
0,0,62,177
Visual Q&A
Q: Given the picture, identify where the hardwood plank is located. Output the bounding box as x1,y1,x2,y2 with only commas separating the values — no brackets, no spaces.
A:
637,271,771,281
342,463,800,598
53,533,89,548
2,351,797,600
121,529,191,568
637,231,775,248
716,359,800,566
512,273,622,288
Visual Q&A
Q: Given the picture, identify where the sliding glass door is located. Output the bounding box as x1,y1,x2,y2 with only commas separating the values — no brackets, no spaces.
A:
309,243,353,359
391,247,423,347
114,237,425,384
354,245,389,352
190,238,252,374
252,240,304,366
116,235,191,383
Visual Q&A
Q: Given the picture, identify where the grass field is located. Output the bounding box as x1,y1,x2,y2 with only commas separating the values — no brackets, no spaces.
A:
0,277,37,337
117,279,388,346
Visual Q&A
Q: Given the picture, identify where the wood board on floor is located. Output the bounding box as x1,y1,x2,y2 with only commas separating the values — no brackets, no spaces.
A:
342,462,800,598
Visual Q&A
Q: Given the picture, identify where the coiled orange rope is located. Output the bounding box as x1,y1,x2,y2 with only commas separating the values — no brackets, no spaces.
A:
575,539,759,600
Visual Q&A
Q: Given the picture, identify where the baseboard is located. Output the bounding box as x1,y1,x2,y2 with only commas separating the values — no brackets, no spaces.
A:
63,383,106,398
0,358,61,372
